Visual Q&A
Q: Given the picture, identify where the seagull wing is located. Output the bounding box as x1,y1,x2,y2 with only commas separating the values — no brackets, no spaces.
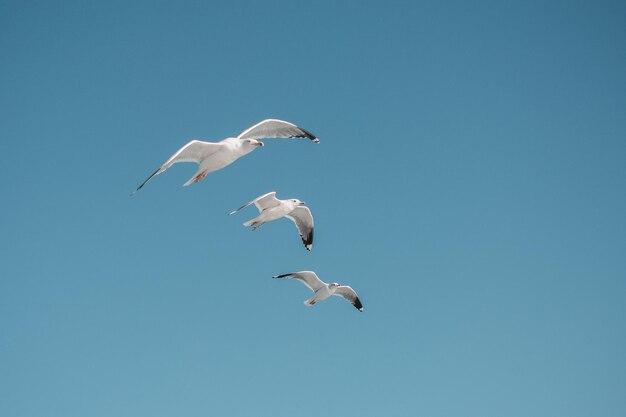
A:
228,191,281,215
272,271,325,292
236,119,319,143
132,140,221,195
286,206,314,251
333,286,364,312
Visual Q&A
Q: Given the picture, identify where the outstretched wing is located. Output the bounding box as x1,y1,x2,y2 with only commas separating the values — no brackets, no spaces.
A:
228,191,281,215
333,286,364,312
272,271,325,292
132,140,221,195
286,206,314,251
237,119,319,143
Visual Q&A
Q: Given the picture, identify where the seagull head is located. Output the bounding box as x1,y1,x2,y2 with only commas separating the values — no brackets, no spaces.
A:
329,283,340,288
243,139,264,148
290,199,306,205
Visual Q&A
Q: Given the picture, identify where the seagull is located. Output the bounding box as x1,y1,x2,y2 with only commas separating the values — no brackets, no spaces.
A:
132,119,319,195
229,192,314,250
272,271,363,312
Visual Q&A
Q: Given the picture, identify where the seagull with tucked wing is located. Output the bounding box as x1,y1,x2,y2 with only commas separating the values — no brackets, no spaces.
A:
132,119,319,195
272,271,363,312
229,192,314,251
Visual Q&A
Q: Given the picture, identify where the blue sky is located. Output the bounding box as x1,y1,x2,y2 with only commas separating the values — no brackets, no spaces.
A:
1,1,625,416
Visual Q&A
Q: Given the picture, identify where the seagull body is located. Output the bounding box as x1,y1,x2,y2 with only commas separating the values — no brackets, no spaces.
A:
229,192,314,250
132,119,319,194
272,271,363,312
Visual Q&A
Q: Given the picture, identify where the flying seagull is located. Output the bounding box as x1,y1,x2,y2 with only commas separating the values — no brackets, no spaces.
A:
229,192,314,250
272,271,363,312
132,119,319,195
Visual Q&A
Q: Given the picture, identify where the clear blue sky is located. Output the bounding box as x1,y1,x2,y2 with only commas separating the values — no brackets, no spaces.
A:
1,1,625,416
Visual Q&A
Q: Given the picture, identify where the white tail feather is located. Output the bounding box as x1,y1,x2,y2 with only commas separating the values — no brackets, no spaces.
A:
183,176,195,187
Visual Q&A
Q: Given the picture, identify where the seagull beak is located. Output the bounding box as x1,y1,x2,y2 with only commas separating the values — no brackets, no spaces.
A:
255,142,264,147
300,201,306,205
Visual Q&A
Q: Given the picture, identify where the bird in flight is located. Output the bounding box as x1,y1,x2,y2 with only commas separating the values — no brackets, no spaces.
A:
229,192,314,251
132,119,319,195
272,271,363,312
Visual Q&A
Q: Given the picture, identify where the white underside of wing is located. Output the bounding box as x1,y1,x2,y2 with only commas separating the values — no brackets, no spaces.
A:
229,191,281,216
132,140,222,194
273,271,325,292
286,206,314,250
254,192,281,211
236,119,319,143
163,140,222,167
333,286,363,311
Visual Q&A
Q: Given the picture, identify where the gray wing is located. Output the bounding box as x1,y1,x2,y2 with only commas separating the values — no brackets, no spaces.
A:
132,140,221,195
333,286,364,312
236,119,320,143
229,191,281,215
272,271,325,292
286,206,314,251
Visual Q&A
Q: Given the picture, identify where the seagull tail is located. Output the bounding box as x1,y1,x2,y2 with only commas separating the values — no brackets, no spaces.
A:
182,176,196,187
243,220,255,227
304,298,316,307
183,168,209,187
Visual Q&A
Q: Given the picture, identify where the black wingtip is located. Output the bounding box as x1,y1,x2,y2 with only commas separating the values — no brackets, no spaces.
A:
291,126,319,143
273,273,291,279
301,229,314,251
132,167,160,196
130,184,144,196
353,297,364,312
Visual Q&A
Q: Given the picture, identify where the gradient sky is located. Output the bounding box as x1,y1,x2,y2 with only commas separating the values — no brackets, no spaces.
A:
1,1,625,416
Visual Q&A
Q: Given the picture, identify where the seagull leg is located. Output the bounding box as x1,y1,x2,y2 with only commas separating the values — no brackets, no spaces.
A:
252,222,266,231
193,170,208,183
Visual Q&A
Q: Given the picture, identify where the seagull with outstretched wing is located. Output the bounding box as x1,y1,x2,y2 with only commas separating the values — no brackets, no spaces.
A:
132,119,319,195
272,271,364,312
229,191,314,251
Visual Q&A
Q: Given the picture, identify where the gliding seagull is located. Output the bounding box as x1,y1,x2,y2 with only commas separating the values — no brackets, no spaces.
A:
272,271,363,312
229,192,314,250
132,119,319,195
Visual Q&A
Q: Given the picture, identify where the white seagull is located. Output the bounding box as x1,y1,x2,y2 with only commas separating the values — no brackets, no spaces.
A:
229,192,314,250
272,271,363,312
132,119,319,194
